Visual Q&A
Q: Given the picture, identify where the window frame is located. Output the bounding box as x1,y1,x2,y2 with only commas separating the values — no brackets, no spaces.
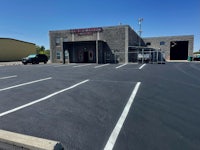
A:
160,41,165,46
56,51,61,60
55,38,61,46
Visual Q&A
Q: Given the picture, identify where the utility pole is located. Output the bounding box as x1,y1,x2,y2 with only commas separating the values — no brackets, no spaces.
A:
138,18,143,47
138,18,144,63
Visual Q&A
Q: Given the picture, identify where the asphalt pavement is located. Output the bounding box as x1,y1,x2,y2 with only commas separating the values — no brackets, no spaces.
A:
0,62,200,150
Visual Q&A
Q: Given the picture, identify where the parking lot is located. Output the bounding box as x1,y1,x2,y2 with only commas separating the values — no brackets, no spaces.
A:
0,62,200,150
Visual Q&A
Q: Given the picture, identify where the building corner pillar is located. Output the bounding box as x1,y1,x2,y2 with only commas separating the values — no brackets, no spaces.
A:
125,26,129,63
96,32,100,64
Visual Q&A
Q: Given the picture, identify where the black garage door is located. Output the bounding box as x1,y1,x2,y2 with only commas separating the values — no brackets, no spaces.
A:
170,41,189,60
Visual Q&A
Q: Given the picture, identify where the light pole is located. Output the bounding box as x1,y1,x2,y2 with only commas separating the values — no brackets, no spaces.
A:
138,18,143,47
138,18,143,63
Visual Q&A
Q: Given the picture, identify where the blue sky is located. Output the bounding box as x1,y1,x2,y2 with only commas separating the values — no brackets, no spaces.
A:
0,0,199,51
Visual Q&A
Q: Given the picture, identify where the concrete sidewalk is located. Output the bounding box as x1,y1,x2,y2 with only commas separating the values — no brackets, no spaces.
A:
0,61,22,66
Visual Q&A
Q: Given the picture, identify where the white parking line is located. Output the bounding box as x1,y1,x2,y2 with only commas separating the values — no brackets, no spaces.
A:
0,75,17,80
54,64,76,68
94,64,110,68
139,64,146,70
0,77,52,92
73,64,92,68
104,82,141,150
116,64,127,69
0,79,89,117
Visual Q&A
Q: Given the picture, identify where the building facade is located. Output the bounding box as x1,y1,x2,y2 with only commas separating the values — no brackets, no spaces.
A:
49,25,194,63
143,35,194,60
49,25,145,63
0,38,36,61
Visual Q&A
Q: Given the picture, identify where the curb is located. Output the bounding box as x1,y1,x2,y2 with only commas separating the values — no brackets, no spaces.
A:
0,64,22,66
0,62,22,66
0,130,64,150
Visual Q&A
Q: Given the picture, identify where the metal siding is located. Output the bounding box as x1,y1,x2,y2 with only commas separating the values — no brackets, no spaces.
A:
0,39,36,61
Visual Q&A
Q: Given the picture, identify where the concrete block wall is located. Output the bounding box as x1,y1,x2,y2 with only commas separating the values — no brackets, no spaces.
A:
101,25,126,63
50,25,129,63
49,30,71,63
128,27,145,47
143,35,194,60
49,26,193,63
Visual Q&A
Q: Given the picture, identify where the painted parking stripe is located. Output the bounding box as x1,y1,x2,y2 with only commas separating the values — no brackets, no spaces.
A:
0,77,52,92
94,64,110,68
54,63,77,68
139,64,146,70
0,75,17,80
73,64,92,68
0,79,89,117
116,64,127,69
104,82,141,150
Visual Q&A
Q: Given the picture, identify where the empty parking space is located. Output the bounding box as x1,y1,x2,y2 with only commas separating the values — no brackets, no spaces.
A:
1,63,200,150
0,78,90,114
0,65,141,149
52,63,145,70
0,79,89,117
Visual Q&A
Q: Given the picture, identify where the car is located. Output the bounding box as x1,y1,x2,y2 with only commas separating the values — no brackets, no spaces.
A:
193,54,200,61
22,54,48,65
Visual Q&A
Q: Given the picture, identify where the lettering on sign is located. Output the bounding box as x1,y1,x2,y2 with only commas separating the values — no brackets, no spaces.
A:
70,27,103,36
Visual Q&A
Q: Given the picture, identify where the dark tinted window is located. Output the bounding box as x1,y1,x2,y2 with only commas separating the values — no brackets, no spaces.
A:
160,41,165,45
146,42,151,46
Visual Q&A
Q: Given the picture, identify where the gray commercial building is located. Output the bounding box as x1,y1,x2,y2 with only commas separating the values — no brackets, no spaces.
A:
49,25,194,63
143,35,194,60
49,25,145,64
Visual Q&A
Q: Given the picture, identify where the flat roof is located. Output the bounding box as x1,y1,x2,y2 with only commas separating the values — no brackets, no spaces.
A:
49,25,131,33
143,35,194,39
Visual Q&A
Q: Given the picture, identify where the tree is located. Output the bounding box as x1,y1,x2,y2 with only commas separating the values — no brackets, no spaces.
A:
36,45,41,54
193,51,200,54
36,45,50,59
44,49,50,59
36,45,45,54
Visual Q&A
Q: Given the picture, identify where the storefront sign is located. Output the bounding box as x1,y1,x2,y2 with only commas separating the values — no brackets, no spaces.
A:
70,27,103,36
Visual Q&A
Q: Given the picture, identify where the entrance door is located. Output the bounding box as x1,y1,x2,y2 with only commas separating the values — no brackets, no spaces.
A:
84,51,89,63
63,41,97,63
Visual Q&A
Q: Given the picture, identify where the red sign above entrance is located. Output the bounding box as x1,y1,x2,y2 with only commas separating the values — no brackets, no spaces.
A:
70,27,103,35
